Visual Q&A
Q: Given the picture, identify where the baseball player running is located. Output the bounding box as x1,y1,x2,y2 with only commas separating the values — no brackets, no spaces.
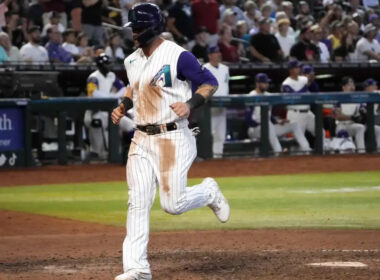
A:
247,73,311,153
111,3,230,280
203,46,230,158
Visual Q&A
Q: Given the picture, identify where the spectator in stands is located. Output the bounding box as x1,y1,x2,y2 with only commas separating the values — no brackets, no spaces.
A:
250,18,283,63
246,72,311,154
0,31,19,61
275,18,295,59
290,26,320,62
281,1,297,30
328,20,344,50
41,0,67,28
76,32,94,58
363,0,380,9
219,0,245,23
236,20,250,56
105,33,125,63
41,11,65,37
334,77,366,153
275,11,296,37
19,26,49,64
295,1,314,24
81,0,104,46
310,24,330,62
192,26,209,63
191,0,219,46
120,0,138,26
0,43,8,63
355,23,380,61
260,3,273,21
221,8,236,28
67,0,82,32
218,24,239,62
0,0,10,30
3,11,25,49
46,25,73,63
332,32,356,62
62,29,91,63
167,0,195,47
243,0,259,30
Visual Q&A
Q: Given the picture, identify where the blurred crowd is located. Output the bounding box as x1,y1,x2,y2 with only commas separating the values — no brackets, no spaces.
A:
2,0,380,64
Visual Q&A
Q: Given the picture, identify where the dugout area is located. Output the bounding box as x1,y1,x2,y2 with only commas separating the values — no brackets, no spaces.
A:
1,155,380,279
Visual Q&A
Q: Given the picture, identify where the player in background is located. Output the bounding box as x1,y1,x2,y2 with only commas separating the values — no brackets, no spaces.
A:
111,3,230,280
203,46,229,158
246,73,311,154
334,77,366,153
85,53,134,159
282,60,323,147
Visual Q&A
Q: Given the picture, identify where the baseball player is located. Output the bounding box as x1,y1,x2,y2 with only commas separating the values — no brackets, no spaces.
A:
247,73,311,154
203,46,229,158
282,60,320,140
110,3,230,280
85,53,134,158
334,77,366,152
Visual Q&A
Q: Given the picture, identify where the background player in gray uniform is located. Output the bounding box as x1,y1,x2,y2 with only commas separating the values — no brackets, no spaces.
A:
204,46,230,158
111,3,230,280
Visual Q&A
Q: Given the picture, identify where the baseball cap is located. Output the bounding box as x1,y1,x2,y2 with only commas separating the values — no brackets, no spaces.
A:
364,23,377,34
259,17,272,25
207,45,220,54
277,18,290,26
341,76,354,86
369,14,379,23
363,78,377,87
288,60,302,69
223,8,237,17
255,73,271,83
302,65,314,74
310,24,322,33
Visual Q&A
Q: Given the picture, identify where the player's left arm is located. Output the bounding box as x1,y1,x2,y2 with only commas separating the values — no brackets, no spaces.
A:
170,51,218,118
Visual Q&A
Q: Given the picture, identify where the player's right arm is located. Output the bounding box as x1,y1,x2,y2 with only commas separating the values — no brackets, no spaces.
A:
111,85,133,125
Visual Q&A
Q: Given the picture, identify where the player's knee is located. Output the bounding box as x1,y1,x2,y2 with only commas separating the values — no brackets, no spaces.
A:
160,199,185,215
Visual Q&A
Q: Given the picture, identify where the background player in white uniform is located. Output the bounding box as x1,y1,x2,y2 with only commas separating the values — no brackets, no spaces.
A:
204,46,229,158
334,77,380,152
281,60,317,138
110,3,230,280
247,73,311,154
85,53,134,158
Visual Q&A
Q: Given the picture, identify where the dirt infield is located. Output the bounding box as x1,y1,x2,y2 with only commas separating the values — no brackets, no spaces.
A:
1,154,380,279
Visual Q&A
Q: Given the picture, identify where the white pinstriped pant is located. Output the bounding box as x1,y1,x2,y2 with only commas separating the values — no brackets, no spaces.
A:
122,127,213,274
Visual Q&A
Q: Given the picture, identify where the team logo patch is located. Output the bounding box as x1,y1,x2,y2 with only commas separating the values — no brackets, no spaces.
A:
150,65,172,87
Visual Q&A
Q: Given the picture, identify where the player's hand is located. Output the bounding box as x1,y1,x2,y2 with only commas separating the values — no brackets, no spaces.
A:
170,102,190,118
111,103,125,125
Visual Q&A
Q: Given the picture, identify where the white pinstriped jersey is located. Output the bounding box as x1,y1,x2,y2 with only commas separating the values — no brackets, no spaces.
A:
124,40,192,126
282,76,309,110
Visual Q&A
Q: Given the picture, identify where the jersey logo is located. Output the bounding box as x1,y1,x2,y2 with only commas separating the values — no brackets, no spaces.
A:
130,59,136,64
150,65,172,87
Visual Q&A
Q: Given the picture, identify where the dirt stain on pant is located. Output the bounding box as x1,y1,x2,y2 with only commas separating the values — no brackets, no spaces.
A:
158,138,175,194
137,83,162,122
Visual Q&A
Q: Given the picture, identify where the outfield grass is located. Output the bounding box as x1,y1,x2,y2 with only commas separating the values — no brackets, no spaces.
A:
1,171,380,231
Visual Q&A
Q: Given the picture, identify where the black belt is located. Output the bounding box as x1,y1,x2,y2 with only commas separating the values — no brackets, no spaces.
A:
292,109,309,113
136,122,178,135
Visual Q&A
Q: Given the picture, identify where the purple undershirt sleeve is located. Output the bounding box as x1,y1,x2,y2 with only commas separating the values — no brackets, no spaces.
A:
177,51,218,93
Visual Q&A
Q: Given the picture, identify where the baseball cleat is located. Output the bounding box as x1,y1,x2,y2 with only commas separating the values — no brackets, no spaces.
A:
114,271,152,280
204,177,230,223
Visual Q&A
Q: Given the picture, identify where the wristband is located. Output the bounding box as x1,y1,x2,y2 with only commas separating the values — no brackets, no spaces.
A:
185,93,205,110
121,97,133,112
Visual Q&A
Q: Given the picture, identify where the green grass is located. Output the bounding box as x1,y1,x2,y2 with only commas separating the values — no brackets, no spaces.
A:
1,171,380,231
